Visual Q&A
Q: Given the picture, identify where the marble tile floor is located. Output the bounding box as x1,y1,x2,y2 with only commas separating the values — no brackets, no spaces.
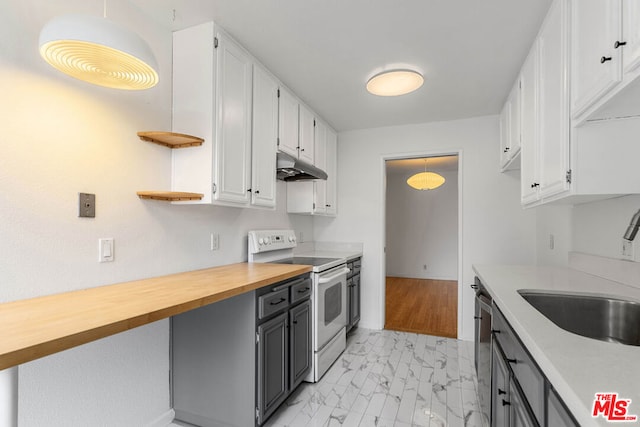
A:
264,328,487,427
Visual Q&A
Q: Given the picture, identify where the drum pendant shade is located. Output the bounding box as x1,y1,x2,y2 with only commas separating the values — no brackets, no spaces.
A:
39,14,159,90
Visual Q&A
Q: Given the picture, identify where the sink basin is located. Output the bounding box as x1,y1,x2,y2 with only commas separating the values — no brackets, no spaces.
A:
518,290,640,346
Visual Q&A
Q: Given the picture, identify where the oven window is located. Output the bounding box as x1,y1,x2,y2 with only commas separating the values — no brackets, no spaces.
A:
324,282,342,325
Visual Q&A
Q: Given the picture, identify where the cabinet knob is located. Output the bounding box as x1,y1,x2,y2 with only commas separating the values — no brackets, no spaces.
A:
498,388,507,396
247,188,252,192
474,316,482,320
615,41,627,49
601,56,612,64
531,183,540,188
300,148,305,152
503,147,510,153
506,358,518,364
326,204,331,207
502,399,511,407
255,190,260,194
491,329,501,334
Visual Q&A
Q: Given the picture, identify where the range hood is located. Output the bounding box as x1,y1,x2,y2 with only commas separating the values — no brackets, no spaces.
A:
276,152,328,181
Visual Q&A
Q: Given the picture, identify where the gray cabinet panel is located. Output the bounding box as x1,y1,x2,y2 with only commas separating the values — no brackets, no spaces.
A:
257,312,288,425
548,386,579,427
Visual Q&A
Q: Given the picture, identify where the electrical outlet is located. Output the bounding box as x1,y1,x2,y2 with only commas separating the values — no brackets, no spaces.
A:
622,239,634,260
210,233,219,251
423,264,427,270
79,193,95,218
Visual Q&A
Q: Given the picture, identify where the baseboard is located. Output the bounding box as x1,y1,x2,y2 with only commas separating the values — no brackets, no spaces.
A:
145,409,176,427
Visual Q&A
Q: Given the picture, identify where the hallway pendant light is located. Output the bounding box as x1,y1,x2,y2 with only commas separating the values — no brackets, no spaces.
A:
39,12,159,90
407,159,445,190
366,69,424,96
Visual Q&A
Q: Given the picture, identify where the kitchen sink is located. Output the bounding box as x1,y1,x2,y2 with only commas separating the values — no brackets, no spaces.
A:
518,290,640,346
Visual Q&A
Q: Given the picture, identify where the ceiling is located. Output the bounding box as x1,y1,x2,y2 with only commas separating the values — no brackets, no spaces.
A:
386,156,458,175
130,0,553,132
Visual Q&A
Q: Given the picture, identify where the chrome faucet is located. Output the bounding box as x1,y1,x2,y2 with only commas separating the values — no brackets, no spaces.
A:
623,209,640,241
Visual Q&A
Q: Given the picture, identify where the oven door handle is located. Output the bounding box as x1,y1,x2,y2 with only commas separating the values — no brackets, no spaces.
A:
318,267,350,284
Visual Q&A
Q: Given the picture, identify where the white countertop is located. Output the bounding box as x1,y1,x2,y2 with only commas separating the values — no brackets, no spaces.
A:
473,264,640,427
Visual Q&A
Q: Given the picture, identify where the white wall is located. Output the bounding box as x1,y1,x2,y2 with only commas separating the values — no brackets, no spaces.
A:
572,195,640,261
386,169,458,280
313,116,537,341
0,1,312,425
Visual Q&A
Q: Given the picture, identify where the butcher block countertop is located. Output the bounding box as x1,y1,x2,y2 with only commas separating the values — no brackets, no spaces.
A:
0,262,311,371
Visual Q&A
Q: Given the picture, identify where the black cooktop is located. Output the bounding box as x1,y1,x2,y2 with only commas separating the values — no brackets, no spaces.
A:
273,257,341,267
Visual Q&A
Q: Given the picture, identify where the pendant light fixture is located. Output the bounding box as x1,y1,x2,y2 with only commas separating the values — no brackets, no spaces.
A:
366,69,424,96
407,159,445,190
39,1,159,90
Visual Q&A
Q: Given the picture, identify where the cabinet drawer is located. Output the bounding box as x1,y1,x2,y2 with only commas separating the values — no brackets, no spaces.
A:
492,304,545,425
258,288,289,320
291,278,312,304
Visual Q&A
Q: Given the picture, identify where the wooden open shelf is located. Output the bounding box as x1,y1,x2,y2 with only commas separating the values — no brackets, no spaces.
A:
137,131,204,148
137,191,204,201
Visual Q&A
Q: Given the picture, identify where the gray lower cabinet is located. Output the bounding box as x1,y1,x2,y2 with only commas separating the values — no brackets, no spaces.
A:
289,300,311,390
256,277,312,425
171,274,311,427
490,302,579,427
257,312,288,424
346,257,361,331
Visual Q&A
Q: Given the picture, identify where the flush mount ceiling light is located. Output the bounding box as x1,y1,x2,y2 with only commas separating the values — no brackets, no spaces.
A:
39,11,159,90
407,159,445,190
366,69,424,96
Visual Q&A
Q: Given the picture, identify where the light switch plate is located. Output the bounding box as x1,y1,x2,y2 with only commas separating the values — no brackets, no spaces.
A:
99,238,114,262
79,193,95,218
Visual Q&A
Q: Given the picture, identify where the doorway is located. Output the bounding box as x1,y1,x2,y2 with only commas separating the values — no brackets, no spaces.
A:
384,155,459,338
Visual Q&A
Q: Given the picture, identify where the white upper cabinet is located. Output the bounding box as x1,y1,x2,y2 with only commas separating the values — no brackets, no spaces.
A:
278,87,299,158
172,22,278,208
251,64,279,208
622,0,640,73
538,0,571,200
571,0,622,119
499,79,521,171
287,120,338,216
313,120,327,214
570,0,640,122
325,128,338,215
520,0,571,206
298,104,315,165
214,30,253,205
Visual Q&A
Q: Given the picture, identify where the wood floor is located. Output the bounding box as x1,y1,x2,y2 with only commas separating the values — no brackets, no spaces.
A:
385,276,458,338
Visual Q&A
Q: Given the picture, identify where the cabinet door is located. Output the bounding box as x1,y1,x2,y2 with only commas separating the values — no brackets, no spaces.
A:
289,300,311,390
325,128,338,215
491,343,510,427
538,0,571,199
622,0,640,73
298,104,315,165
251,64,278,208
278,87,299,158
214,31,253,204
571,0,622,118
520,46,540,205
349,275,361,327
548,386,579,427
509,378,538,427
313,120,327,214
257,312,288,425
499,100,511,167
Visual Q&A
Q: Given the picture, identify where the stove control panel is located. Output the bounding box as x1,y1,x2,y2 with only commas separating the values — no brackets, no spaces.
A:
248,229,297,254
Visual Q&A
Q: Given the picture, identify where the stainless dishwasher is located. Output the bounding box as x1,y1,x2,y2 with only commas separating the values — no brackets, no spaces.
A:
473,276,492,426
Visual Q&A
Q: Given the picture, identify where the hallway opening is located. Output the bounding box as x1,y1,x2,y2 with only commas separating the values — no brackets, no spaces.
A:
384,155,459,337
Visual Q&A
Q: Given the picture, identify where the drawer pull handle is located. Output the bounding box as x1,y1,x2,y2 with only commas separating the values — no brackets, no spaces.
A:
506,358,517,364
601,56,612,63
502,399,511,406
498,388,507,396
270,297,287,306
297,287,310,293
492,329,501,334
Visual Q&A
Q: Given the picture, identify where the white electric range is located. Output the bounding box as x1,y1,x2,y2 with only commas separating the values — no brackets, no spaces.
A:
248,230,349,382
